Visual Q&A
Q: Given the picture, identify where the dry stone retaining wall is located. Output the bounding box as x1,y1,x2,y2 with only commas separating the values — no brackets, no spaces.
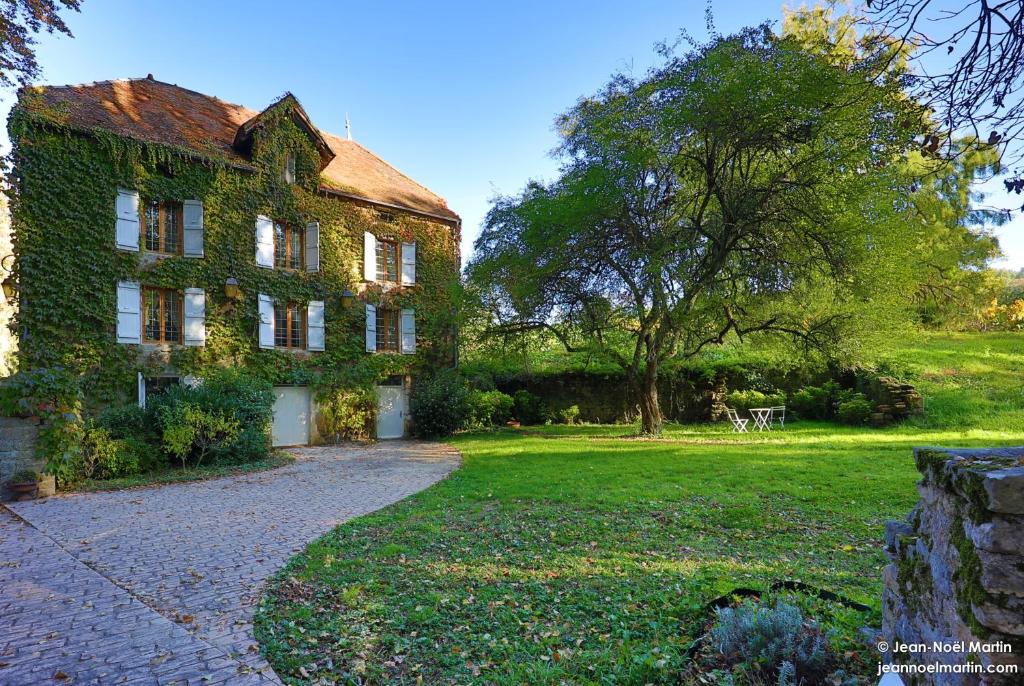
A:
883,446,1024,685
0,417,40,500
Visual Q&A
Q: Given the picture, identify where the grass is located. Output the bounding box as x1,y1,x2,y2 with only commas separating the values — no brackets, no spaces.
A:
254,332,1024,685
73,451,295,492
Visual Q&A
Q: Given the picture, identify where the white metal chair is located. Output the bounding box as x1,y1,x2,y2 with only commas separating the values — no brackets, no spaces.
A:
769,406,786,429
726,408,749,432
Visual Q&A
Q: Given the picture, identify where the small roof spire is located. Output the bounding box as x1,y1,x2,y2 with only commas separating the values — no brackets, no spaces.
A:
345,113,352,141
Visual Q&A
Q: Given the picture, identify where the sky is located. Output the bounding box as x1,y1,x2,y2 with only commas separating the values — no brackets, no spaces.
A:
3,0,1023,268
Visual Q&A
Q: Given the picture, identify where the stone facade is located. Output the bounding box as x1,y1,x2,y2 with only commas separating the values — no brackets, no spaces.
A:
0,417,41,500
883,446,1024,685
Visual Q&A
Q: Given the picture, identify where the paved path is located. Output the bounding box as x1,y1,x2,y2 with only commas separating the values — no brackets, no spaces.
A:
0,442,460,685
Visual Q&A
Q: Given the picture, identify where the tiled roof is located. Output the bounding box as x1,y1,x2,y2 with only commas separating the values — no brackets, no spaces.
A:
17,78,458,221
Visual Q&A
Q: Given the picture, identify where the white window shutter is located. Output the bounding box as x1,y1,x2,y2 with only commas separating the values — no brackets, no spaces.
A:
400,308,416,354
115,189,139,251
183,200,204,257
255,215,274,268
137,372,146,409
183,288,206,346
401,241,416,286
363,232,377,281
365,304,377,352
116,280,141,344
258,293,275,349
305,222,320,273
307,300,325,351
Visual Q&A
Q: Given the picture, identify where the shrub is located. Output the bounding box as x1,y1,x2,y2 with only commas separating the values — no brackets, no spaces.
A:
836,394,874,425
41,417,152,484
725,389,786,413
512,389,548,425
9,468,38,483
467,389,514,428
96,403,156,441
788,386,831,420
315,386,376,441
711,600,835,685
554,404,581,425
0,366,81,419
410,371,471,438
157,401,241,468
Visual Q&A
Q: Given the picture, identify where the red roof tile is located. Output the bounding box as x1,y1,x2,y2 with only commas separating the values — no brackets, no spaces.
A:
18,78,458,221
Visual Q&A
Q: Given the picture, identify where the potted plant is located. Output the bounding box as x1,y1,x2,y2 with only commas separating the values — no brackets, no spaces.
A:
6,468,39,498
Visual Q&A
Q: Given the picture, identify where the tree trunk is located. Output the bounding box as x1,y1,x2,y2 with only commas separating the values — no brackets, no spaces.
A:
633,359,663,435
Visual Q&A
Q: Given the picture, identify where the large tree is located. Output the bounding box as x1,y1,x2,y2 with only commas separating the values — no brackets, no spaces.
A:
469,27,921,434
0,0,79,88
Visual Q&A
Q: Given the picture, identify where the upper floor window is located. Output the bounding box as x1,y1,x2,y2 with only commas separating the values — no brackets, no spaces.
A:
143,287,182,343
283,153,296,184
376,307,400,352
274,301,306,349
273,221,304,270
376,240,399,282
144,200,182,255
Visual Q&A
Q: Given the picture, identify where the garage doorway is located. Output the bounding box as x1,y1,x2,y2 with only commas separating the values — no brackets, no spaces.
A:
376,384,406,439
272,386,311,447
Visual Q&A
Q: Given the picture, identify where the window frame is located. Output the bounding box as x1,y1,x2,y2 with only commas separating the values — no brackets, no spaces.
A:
142,286,184,344
142,200,183,255
375,239,400,283
274,301,306,349
273,220,305,270
375,307,400,352
283,153,297,184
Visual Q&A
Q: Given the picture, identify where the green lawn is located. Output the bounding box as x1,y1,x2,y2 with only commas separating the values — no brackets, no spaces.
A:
255,332,1024,685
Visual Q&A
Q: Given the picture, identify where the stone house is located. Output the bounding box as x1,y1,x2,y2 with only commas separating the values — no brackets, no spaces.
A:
6,76,461,444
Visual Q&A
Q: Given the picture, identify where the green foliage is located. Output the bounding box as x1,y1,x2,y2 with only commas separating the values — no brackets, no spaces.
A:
9,468,38,483
315,386,376,441
7,97,459,411
0,366,81,418
726,390,786,413
156,401,240,468
96,402,153,439
554,404,581,425
512,389,548,425
787,383,839,420
711,600,835,685
409,371,470,438
466,389,514,428
836,394,874,426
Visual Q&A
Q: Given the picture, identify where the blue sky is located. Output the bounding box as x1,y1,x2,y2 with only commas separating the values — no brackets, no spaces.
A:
4,0,1023,268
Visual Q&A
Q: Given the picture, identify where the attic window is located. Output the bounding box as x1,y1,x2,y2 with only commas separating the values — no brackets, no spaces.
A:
283,153,296,184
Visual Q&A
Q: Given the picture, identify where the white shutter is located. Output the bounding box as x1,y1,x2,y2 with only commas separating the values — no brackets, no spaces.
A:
305,222,320,273
183,288,206,346
365,304,377,352
401,241,416,286
183,200,204,257
137,372,146,409
363,232,377,281
255,215,274,268
258,293,275,349
115,189,139,251
116,280,141,344
307,300,325,351
400,308,416,354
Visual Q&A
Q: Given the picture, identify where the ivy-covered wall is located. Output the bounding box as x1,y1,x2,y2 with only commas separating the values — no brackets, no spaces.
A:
6,101,460,411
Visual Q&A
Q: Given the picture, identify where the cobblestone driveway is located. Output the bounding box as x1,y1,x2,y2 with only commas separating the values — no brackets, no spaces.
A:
0,442,459,685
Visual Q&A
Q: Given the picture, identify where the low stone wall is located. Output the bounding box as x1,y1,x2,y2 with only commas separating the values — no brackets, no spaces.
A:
883,446,1024,685
0,417,42,500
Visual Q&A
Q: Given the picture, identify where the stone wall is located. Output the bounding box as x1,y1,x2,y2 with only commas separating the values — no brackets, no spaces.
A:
883,446,1024,685
0,417,41,500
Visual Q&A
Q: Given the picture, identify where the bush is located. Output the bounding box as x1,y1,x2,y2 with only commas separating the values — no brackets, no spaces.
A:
512,389,548,425
836,394,874,425
711,600,835,686
788,386,831,420
467,389,514,428
9,468,38,483
96,403,155,441
725,389,786,413
554,404,581,425
410,371,471,438
0,366,81,419
315,386,376,441
157,401,241,468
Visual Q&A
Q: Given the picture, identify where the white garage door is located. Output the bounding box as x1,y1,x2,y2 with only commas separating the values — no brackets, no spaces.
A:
272,386,311,447
376,385,406,439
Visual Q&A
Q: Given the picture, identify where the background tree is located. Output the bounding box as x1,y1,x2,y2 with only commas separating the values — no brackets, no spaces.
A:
0,0,80,88
469,26,920,434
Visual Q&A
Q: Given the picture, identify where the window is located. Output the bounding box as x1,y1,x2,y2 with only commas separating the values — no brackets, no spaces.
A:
375,240,399,282
143,287,183,343
376,308,399,352
274,301,306,349
273,221,304,270
283,153,296,184
143,200,182,254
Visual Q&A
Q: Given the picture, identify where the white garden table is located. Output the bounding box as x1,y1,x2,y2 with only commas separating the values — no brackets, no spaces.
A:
749,407,773,431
